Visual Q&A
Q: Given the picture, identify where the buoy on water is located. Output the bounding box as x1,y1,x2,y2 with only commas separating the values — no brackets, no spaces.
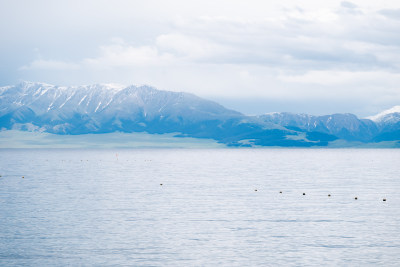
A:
303,193,306,195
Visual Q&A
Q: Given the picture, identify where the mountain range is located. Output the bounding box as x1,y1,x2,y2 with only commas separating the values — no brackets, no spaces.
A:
1,81,399,147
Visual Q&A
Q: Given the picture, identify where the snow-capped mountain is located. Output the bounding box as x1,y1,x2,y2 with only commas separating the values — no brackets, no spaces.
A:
0,82,399,146
367,106,400,128
0,81,240,122
1,82,298,146
367,106,400,123
0,81,244,134
259,112,378,141
366,106,400,142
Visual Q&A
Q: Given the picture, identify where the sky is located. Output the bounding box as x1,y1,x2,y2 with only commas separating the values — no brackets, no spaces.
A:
1,0,400,117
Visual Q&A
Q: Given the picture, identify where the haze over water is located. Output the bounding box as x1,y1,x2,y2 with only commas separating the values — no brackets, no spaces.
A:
1,149,399,266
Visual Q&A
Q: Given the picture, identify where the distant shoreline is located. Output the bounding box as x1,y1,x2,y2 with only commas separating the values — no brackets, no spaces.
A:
1,130,399,149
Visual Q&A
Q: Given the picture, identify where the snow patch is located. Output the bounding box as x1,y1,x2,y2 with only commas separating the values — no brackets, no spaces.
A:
78,95,87,105
367,105,400,122
95,101,102,112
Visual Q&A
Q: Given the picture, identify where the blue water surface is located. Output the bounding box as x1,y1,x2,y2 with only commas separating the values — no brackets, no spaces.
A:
0,149,399,266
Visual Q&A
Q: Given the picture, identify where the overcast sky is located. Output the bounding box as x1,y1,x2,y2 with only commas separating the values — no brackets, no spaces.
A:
1,0,400,116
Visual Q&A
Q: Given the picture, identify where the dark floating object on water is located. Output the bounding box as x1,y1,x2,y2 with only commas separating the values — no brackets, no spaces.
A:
383,198,387,201
22,176,24,178
255,189,258,192
328,194,331,197
279,191,282,194
354,197,358,200
303,193,306,195
160,183,163,186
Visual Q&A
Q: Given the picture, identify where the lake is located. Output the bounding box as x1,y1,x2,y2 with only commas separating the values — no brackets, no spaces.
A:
0,149,399,266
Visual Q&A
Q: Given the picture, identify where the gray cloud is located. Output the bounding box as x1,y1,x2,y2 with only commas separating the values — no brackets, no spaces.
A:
341,1,358,9
2,0,400,116
379,8,400,20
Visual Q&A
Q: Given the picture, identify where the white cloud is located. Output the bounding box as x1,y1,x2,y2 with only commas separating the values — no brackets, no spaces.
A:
156,33,229,61
20,59,80,70
341,1,358,9
82,43,174,69
11,1,400,116
20,3,400,73
278,70,400,86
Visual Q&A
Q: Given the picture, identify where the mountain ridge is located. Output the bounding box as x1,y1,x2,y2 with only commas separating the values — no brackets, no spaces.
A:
1,82,399,147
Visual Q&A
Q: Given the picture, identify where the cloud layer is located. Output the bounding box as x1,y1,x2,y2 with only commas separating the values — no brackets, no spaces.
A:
2,0,400,116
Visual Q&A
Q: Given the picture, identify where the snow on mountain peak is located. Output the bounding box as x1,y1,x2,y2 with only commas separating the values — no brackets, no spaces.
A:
0,81,241,124
99,83,125,90
367,105,400,123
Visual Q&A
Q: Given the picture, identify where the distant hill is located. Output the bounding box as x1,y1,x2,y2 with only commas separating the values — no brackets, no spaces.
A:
1,82,399,147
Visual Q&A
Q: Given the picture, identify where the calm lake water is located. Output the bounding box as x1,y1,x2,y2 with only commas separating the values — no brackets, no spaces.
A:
0,149,399,266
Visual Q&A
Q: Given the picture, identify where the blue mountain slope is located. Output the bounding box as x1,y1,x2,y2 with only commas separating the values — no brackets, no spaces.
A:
0,82,399,147
258,112,379,142
367,106,400,142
